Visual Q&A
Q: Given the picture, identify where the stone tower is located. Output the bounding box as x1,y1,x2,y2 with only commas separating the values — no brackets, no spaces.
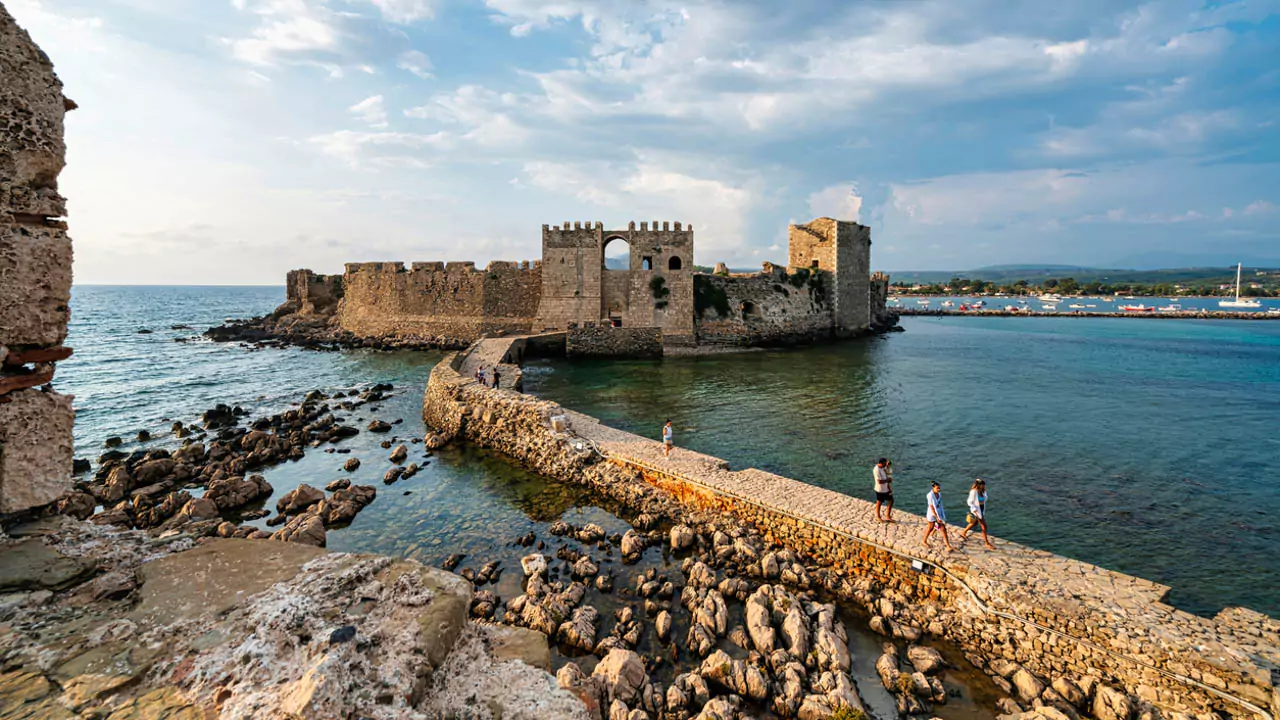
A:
0,3,75,514
535,221,695,342
787,218,871,336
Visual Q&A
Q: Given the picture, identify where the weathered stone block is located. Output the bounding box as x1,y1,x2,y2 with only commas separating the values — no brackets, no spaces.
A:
0,224,72,346
0,388,73,513
1,3,68,219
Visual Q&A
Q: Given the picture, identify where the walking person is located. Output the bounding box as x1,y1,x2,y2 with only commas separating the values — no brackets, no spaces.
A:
922,482,954,553
873,458,894,522
492,368,501,389
960,479,995,549
477,366,487,386
662,419,674,458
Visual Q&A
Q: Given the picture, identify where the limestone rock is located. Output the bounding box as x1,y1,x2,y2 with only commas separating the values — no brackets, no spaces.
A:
559,605,599,651
1013,667,1046,704
521,553,547,577
269,513,326,546
907,644,945,674
343,457,361,472
389,444,408,463
1053,677,1088,709
276,484,324,515
655,610,672,643
205,474,272,511
1093,684,1133,720
669,524,695,550
592,648,648,705
620,529,645,559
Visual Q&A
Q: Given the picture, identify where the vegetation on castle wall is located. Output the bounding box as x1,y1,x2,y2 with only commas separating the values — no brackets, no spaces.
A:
694,276,731,317
650,275,670,310
788,268,811,288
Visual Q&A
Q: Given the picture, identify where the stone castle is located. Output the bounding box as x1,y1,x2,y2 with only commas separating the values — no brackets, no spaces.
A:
286,217,895,353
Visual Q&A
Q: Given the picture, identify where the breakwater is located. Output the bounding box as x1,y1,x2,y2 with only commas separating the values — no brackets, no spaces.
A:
895,308,1280,320
424,335,1280,720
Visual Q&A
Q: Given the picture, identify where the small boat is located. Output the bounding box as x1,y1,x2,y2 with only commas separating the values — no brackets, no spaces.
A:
941,300,955,308
1086,304,1097,308
917,299,931,306
970,300,986,309
1121,304,1155,312
1042,303,1058,310
1159,304,1182,312
1068,303,1085,309
1040,293,1063,303
1268,308,1280,316
1220,263,1262,308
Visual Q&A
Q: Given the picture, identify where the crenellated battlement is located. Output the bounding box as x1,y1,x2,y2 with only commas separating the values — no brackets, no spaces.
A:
345,260,539,277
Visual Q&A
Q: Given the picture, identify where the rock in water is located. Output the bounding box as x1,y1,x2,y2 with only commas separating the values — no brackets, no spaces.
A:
521,553,547,577
343,458,361,472
389,444,408,463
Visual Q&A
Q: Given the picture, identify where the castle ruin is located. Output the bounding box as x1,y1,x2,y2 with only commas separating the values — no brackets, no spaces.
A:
286,217,895,353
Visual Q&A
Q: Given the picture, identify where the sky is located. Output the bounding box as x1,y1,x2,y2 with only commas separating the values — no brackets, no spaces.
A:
9,0,1280,284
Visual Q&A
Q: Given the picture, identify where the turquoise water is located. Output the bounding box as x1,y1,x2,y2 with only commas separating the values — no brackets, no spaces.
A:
523,318,1280,617
62,288,1279,618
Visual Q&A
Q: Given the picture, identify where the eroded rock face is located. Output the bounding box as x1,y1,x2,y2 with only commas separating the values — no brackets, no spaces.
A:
205,474,272,511
0,3,76,518
276,484,324,515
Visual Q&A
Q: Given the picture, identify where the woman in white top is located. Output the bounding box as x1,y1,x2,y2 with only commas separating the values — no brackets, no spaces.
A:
960,478,995,550
921,481,954,553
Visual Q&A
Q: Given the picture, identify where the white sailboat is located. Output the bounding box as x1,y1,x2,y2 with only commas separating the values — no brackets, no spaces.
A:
1220,263,1262,309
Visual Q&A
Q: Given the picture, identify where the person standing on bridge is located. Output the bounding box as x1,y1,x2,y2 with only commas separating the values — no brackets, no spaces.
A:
663,419,674,458
873,458,894,522
922,482,954,553
960,479,995,550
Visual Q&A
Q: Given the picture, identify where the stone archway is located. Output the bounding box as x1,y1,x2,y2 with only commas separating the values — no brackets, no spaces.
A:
603,236,630,271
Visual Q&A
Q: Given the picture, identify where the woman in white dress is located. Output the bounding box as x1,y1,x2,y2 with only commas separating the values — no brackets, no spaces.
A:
960,478,995,550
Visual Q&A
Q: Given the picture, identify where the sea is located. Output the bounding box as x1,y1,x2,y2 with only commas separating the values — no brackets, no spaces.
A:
62,286,1280,620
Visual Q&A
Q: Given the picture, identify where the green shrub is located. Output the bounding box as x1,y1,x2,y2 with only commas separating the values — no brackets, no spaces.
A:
694,277,731,317
833,706,867,720
788,268,810,288
650,276,671,299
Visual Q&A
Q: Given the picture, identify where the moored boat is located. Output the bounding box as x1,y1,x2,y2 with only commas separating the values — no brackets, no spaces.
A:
1121,304,1155,312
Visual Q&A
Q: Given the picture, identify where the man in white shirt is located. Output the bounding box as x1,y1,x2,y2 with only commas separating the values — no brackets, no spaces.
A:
873,458,894,522
922,481,954,553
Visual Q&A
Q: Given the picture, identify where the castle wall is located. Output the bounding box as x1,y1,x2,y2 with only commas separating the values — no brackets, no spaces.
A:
285,269,344,315
337,260,542,345
0,5,74,514
693,264,837,346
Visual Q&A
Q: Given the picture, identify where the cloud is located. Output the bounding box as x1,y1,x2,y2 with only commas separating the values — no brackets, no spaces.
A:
397,49,433,78
808,184,863,222
349,95,388,128
1243,200,1276,216
226,0,340,67
365,0,435,24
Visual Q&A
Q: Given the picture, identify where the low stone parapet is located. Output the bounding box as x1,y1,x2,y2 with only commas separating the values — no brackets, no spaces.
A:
566,326,662,357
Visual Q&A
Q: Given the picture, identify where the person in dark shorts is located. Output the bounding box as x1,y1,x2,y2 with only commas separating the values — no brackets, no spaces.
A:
873,458,894,522
662,419,674,458
492,368,501,389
